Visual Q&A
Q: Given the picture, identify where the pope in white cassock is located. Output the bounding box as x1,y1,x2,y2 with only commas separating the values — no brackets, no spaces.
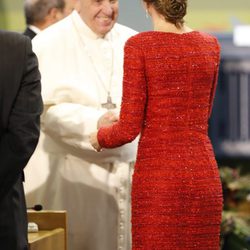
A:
24,0,138,249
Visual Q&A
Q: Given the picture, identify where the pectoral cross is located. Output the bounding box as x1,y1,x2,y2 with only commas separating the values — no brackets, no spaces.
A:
101,94,117,110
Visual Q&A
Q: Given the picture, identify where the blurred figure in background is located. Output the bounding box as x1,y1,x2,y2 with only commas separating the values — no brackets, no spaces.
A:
63,0,77,16
23,0,77,39
24,0,137,249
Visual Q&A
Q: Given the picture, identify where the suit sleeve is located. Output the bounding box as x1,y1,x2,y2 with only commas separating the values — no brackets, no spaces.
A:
98,38,147,148
0,36,43,201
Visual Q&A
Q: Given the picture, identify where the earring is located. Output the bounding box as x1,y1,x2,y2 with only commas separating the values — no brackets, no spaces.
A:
145,9,149,19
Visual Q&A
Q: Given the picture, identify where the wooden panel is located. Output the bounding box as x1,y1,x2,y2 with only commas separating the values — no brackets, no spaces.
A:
28,210,67,250
28,210,67,231
28,229,65,250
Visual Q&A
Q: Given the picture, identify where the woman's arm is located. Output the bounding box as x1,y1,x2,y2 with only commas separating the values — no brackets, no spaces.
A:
96,37,147,149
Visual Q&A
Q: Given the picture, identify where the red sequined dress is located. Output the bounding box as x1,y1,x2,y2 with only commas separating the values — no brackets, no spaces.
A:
97,31,223,250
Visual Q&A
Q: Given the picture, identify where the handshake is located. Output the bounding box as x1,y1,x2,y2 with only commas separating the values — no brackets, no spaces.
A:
90,111,118,152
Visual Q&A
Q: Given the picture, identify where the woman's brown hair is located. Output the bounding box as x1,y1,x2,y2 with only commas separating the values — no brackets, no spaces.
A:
143,0,187,28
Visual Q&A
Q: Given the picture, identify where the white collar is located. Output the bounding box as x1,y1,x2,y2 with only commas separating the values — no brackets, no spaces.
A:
28,25,41,34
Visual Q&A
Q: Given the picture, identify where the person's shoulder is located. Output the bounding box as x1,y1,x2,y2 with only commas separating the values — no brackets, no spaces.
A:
0,30,29,49
112,23,138,39
114,23,137,34
0,30,27,42
32,15,72,47
196,31,220,46
196,31,221,53
125,31,152,47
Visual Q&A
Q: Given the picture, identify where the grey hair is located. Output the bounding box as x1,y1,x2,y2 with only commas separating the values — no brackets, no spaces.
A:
24,0,65,25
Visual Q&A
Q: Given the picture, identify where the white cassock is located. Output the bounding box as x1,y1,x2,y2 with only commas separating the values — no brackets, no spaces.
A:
24,10,138,250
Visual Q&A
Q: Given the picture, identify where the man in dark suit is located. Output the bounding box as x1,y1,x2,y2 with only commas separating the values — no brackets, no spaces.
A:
23,0,76,39
0,30,42,250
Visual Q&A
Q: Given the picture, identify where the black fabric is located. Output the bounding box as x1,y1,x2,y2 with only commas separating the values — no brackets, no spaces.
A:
0,30,42,250
0,176,28,250
23,27,37,40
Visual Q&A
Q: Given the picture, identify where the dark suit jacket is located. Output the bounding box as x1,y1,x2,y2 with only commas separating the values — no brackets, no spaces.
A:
23,27,37,40
0,30,42,249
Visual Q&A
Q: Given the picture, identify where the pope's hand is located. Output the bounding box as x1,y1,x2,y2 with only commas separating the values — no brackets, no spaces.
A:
97,111,118,129
89,131,102,152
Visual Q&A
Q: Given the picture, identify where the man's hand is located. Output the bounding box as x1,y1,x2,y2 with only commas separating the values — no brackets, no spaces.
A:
97,111,118,129
89,131,102,152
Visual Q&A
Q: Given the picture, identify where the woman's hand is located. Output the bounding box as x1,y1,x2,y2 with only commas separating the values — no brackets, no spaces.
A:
89,131,102,152
97,111,118,129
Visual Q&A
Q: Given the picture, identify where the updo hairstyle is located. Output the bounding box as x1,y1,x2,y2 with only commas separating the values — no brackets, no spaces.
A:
144,0,187,28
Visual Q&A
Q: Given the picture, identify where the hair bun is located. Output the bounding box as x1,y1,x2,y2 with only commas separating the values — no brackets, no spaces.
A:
143,0,187,28
166,0,186,19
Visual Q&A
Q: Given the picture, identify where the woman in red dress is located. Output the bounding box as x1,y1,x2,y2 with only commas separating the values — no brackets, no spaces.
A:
90,0,223,249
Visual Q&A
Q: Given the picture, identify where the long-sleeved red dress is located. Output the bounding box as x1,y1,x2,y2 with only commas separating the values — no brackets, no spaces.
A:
97,31,223,250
